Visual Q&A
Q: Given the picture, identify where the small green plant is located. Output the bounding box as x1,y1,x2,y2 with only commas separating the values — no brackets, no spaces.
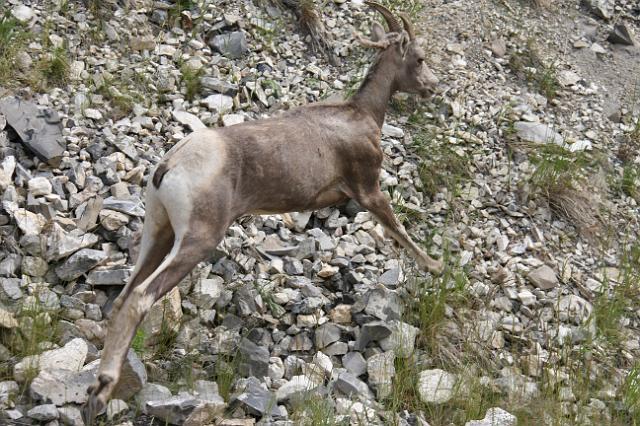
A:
378,0,424,19
623,365,640,421
619,165,640,200
214,352,240,401
180,63,204,101
96,77,138,119
593,242,640,343
528,143,599,232
508,39,559,100
290,392,339,426
38,46,70,88
0,11,29,86
131,329,146,356
411,129,472,199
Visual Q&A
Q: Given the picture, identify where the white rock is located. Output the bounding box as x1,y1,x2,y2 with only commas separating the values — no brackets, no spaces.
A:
172,110,206,131
0,156,16,190
203,94,234,114
222,113,245,127
466,407,517,426
557,295,593,324
11,5,35,23
84,108,103,120
557,70,580,87
107,399,129,420
276,375,316,401
11,209,47,236
382,123,404,139
28,177,52,196
192,277,224,308
367,351,395,398
514,122,563,145
14,338,88,382
417,369,457,404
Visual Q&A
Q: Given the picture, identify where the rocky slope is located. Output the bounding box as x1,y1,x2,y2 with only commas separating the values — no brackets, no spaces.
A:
0,0,639,425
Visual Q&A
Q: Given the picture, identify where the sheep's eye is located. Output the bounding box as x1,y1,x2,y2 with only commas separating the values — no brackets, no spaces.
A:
417,58,425,64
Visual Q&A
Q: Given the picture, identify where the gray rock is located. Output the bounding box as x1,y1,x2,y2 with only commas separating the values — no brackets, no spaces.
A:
209,31,248,59
608,23,635,46
21,256,48,276
233,377,280,417
364,287,402,321
0,254,22,277
0,97,64,165
342,352,367,377
45,227,99,261
314,323,342,349
57,405,84,426
0,278,22,300
137,383,173,409
201,76,239,96
27,404,59,421
334,371,374,399
55,249,107,281
146,394,200,425
378,268,401,287
367,351,395,398
586,0,613,19
528,265,558,290
30,369,95,405
417,369,457,404
238,338,270,378
379,320,419,358
465,407,517,426
113,349,147,400
102,196,145,217
514,122,563,145
355,321,393,351
86,267,131,286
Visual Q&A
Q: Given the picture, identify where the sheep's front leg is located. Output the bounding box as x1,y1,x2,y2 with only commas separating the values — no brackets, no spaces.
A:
357,191,443,274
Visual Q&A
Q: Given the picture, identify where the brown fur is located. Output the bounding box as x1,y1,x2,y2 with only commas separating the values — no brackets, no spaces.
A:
82,4,441,424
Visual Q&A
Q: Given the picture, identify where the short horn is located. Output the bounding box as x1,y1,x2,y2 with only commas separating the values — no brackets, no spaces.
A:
364,1,402,34
399,13,415,40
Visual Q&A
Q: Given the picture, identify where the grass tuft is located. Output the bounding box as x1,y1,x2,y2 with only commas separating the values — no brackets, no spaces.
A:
0,11,29,87
38,46,70,88
508,39,559,100
180,63,204,102
529,144,599,232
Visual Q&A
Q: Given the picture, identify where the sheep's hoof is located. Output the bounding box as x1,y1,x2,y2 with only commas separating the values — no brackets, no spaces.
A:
82,374,114,425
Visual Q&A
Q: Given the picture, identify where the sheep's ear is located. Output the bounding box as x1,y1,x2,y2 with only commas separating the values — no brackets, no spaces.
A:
371,21,386,42
399,31,411,58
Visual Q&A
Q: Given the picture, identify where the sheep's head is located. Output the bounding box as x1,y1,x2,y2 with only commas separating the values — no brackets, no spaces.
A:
357,1,439,97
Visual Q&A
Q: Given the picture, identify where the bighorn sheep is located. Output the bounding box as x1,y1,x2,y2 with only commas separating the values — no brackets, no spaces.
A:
83,2,441,422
